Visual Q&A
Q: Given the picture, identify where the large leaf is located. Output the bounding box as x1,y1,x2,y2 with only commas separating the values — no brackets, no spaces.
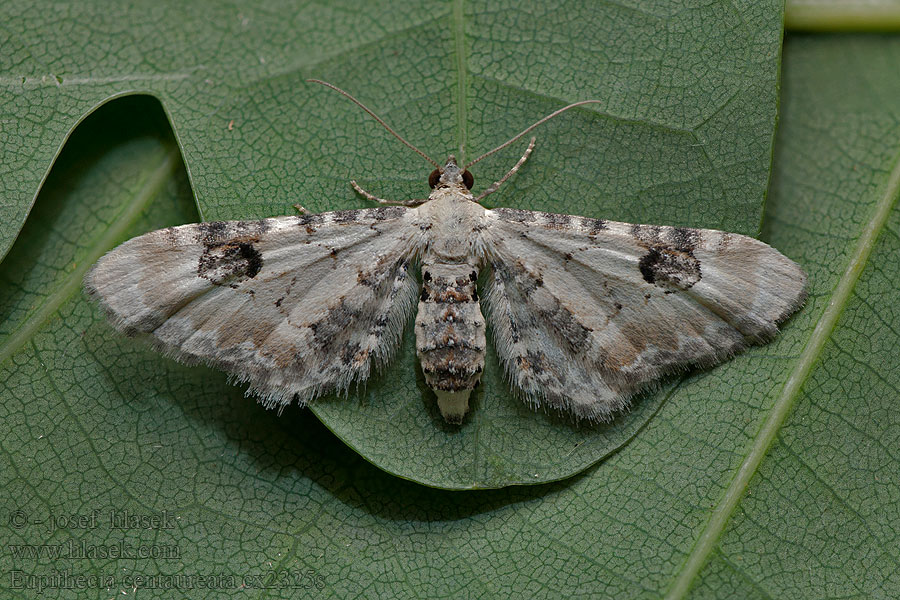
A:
0,0,784,489
10,9,899,600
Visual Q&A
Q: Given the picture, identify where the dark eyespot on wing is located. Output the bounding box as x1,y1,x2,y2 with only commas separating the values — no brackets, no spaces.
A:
638,246,701,291
198,241,263,286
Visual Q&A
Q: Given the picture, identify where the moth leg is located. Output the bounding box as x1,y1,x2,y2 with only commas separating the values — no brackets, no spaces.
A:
475,137,536,202
350,180,426,207
293,203,310,215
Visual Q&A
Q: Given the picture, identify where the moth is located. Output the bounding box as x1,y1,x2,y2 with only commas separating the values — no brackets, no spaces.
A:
85,80,807,424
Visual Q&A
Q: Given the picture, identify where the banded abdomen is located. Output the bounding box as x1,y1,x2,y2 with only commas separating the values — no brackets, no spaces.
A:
415,261,486,423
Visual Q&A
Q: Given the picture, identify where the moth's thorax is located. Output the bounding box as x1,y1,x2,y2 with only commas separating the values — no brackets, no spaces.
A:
419,186,485,263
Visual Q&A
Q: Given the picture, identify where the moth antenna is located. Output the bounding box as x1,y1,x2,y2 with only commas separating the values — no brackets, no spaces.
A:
464,100,603,169
307,79,441,169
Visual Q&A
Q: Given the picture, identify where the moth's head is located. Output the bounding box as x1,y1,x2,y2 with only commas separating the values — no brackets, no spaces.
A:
429,156,474,190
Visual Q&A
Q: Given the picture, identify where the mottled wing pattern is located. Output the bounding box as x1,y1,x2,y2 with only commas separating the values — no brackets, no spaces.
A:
480,208,807,421
85,206,424,408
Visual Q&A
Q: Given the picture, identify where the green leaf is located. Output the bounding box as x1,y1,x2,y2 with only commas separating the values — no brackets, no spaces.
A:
0,0,784,490
12,5,900,600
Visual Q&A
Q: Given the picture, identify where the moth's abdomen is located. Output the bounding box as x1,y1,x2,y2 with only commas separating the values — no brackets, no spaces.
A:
415,262,485,424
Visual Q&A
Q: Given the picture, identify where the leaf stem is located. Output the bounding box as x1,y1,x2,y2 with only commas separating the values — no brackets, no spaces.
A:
786,0,900,31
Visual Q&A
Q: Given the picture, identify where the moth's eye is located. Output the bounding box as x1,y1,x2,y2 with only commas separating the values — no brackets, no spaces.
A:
428,169,441,188
462,170,474,189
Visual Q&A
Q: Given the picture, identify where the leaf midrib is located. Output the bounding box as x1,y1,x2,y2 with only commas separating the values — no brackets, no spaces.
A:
0,146,180,367
452,0,468,162
665,143,900,598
